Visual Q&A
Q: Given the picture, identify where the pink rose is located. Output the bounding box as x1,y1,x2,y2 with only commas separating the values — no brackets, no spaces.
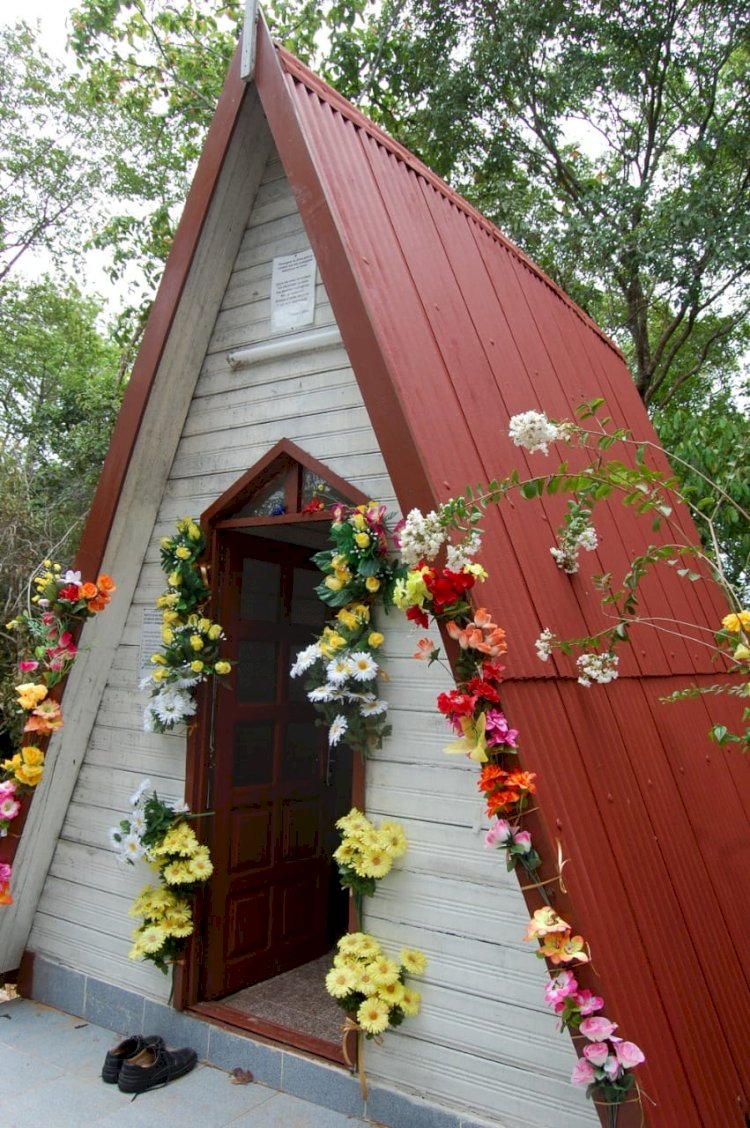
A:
615,1041,646,1069
18,660,39,673
485,819,512,848
580,1016,619,1042
511,829,532,853
571,1058,596,1086
0,862,11,881
583,1042,609,1067
602,1055,623,1080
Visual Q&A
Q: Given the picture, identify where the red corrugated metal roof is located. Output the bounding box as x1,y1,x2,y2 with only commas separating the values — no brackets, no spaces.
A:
254,26,750,1126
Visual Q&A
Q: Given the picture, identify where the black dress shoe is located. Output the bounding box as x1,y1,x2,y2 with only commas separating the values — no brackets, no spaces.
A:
102,1034,165,1083
117,1043,198,1094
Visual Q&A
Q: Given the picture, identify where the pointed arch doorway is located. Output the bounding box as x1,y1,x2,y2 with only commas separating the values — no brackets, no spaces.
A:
179,441,368,1061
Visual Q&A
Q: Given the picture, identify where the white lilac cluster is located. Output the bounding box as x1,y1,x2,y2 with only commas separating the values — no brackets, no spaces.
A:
550,520,598,574
398,508,446,566
535,628,555,662
445,529,483,571
508,410,563,455
576,651,619,687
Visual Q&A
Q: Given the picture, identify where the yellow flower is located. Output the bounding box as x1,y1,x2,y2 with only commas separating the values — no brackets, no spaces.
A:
354,532,371,549
722,610,750,633
734,644,750,661
188,852,214,880
188,523,201,541
190,660,204,673
150,653,166,665
337,609,358,630
189,634,204,651
333,842,357,865
365,576,380,592
377,979,405,1007
379,822,407,857
214,661,231,675
161,627,174,645
326,965,357,998
152,667,168,681
332,555,348,570
160,537,173,550
400,948,427,975
400,988,421,1017
15,683,48,711
16,762,43,787
168,570,183,586
128,940,146,960
464,562,488,581
161,917,194,938
359,850,393,879
22,745,45,767
367,956,400,988
357,996,390,1035
208,623,222,640
175,546,191,560
162,861,195,885
324,576,343,592
350,603,370,622
138,925,168,954
162,610,179,625
351,513,366,530
368,631,384,648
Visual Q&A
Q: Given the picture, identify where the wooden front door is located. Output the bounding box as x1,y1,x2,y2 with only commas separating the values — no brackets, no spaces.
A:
201,531,332,1000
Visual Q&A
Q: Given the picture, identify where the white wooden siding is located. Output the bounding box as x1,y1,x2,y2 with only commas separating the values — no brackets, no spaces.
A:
29,147,595,1126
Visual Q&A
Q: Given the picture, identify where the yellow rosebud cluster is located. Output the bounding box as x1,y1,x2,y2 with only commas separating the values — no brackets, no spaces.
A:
15,682,48,711
333,807,407,883
325,932,426,1035
2,745,45,788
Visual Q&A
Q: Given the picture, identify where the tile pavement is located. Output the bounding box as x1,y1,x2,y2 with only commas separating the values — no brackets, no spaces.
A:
0,998,376,1128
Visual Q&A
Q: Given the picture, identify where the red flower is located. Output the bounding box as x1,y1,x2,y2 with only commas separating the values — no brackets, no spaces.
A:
437,690,477,717
406,604,429,629
465,677,500,704
423,567,476,614
57,583,81,603
302,498,325,514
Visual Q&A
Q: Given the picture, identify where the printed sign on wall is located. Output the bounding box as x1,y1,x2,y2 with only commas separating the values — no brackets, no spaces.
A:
270,249,317,332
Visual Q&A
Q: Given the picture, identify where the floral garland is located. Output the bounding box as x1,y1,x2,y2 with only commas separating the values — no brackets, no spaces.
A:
141,518,231,733
290,502,404,755
109,778,213,973
295,501,645,1117
2,563,116,904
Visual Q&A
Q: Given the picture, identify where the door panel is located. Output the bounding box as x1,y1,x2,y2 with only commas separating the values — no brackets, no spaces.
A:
201,532,332,1000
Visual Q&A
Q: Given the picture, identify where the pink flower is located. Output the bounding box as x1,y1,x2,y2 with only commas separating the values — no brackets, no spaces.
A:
18,660,39,673
544,970,578,1012
0,862,11,881
615,1041,646,1069
602,1055,623,1080
0,797,21,820
571,1059,596,1086
0,780,17,798
511,829,532,853
583,1042,609,1067
484,709,519,748
574,989,604,1015
485,819,512,848
580,1016,619,1042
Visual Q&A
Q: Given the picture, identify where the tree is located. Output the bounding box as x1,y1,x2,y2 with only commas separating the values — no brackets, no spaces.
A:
0,277,123,746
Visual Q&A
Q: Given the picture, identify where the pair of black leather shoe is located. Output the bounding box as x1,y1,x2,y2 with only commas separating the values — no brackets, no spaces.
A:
102,1034,197,1093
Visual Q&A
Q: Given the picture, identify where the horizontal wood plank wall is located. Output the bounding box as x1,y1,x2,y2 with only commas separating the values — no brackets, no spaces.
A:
28,152,594,1127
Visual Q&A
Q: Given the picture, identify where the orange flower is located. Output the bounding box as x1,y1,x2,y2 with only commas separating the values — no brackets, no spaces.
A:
80,582,98,600
505,770,537,795
538,931,590,964
478,764,508,791
524,907,570,941
24,699,63,735
97,575,116,593
0,881,12,905
87,593,110,612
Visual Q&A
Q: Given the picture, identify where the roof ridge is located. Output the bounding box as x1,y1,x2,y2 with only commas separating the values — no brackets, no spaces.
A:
274,41,623,360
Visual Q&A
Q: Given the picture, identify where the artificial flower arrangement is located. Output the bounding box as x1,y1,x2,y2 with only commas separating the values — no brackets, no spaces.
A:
289,502,405,755
141,518,231,733
325,932,427,1037
333,806,408,928
391,503,646,1116
1,563,116,904
109,778,213,973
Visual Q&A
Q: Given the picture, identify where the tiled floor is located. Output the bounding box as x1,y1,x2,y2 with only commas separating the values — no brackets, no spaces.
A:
0,998,375,1128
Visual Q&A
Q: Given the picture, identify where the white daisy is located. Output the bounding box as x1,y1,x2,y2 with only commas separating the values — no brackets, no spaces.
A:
129,779,152,806
326,656,355,685
130,811,146,835
308,684,344,703
349,652,378,681
143,706,157,733
329,715,348,746
152,689,197,726
107,827,124,849
290,643,321,677
359,697,388,717
121,833,145,864
169,800,190,815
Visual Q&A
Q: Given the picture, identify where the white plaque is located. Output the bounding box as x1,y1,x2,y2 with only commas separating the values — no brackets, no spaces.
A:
270,250,316,331
139,607,164,681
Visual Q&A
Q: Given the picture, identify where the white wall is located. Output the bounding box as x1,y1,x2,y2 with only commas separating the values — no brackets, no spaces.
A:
29,148,595,1127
